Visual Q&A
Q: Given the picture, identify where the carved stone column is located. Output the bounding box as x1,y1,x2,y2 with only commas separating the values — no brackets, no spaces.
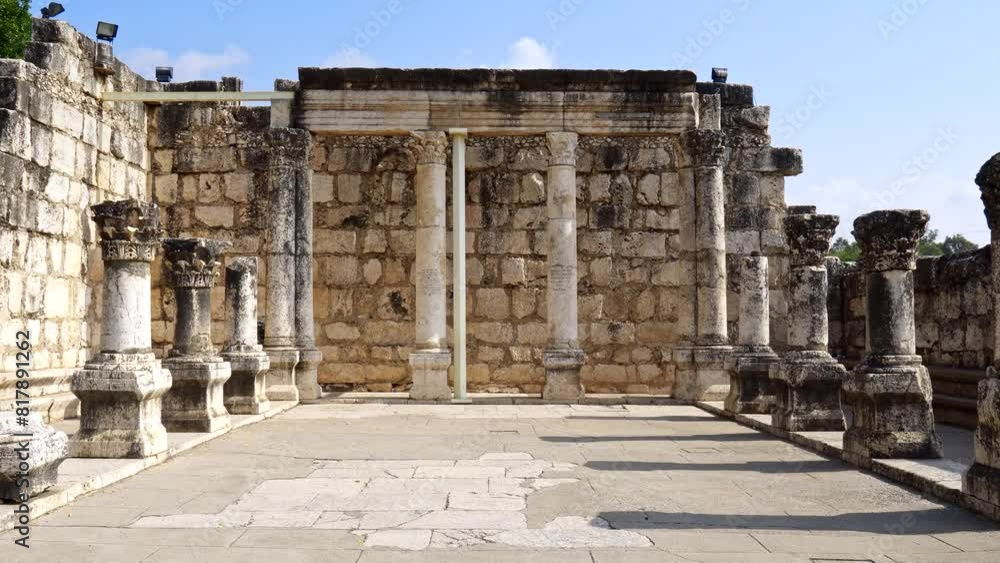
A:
674,129,732,401
965,153,1000,512
844,210,942,458
409,131,453,400
770,208,847,431
161,238,232,433
221,257,271,415
264,130,304,401
70,200,172,458
542,131,586,402
294,154,322,401
725,253,779,414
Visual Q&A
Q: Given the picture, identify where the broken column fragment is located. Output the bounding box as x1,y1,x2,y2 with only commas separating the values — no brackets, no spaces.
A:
725,253,779,414
221,257,271,415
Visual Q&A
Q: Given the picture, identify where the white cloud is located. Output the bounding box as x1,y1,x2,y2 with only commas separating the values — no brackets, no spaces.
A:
122,44,250,82
322,46,377,68
791,175,990,245
500,37,556,69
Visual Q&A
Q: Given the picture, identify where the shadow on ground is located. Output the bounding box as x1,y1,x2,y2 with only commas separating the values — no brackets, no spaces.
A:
584,459,848,473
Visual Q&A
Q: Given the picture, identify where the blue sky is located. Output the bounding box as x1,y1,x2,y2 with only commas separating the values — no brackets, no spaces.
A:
37,0,1000,244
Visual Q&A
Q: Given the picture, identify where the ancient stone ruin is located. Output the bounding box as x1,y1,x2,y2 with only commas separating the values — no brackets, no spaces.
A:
1,17,1000,523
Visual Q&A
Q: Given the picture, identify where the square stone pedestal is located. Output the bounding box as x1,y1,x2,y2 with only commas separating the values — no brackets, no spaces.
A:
542,348,585,402
295,348,323,401
770,350,846,432
162,358,232,433
674,346,732,401
843,358,942,459
724,348,779,414
0,413,68,501
409,350,452,401
964,374,1000,516
222,352,271,415
69,353,172,458
264,348,300,402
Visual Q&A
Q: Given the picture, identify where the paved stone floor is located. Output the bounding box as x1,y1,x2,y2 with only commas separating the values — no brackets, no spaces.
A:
4,403,1000,562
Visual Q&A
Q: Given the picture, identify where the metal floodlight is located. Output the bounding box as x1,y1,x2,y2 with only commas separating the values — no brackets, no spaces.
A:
96,21,119,42
41,2,65,19
711,67,729,84
155,66,173,83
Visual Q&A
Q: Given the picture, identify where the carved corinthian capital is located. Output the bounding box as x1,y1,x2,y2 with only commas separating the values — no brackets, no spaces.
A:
679,129,727,168
162,238,231,289
411,130,448,165
784,213,839,268
91,199,162,263
546,132,578,167
977,153,1000,233
853,209,928,273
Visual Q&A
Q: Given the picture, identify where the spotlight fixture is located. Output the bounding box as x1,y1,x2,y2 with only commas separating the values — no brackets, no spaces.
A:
40,2,65,19
96,21,119,43
155,66,174,83
711,67,729,84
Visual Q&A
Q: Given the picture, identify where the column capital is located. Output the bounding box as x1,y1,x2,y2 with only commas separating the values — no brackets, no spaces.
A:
679,129,727,168
265,128,310,167
977,152,1000,232
411,130,448,165
545,131,578,167
784,213,839,267
853,209,928,273
162,238,230,289
92,199,162,263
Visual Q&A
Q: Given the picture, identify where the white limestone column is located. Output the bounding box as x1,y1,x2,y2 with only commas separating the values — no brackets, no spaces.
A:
724,253,779,414
409,131,452,400
542,131,585,402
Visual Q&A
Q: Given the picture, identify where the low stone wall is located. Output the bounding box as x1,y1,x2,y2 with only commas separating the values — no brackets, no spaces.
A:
0,19,154,421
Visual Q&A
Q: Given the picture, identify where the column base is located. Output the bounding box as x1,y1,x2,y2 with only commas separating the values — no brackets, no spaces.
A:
409,350,453,401
964,463,1000,512
295,347,323,401
843,357,943,459
221,350,271,415
542,348,585,402
770,350,846,432
264,348,300,402
724,346,779,415
674,346,733,401
162,357,232,433
0,413,68,501
69,353,172,459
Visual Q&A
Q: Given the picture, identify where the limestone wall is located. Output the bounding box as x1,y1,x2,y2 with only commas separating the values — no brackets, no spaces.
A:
0,19,154,420
829,247,994,368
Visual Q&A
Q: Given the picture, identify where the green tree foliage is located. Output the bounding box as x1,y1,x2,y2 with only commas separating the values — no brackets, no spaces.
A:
828,230,980,262
0,0,31,60
940,234,979,255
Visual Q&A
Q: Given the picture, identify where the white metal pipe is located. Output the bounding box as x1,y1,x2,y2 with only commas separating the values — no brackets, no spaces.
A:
449,128,469,402
101,91,294,103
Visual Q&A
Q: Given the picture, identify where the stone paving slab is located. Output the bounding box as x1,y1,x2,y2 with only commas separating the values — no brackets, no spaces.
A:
2,403,999,561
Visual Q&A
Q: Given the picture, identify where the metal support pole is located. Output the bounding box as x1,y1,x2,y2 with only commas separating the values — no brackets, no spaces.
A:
449,128,469,403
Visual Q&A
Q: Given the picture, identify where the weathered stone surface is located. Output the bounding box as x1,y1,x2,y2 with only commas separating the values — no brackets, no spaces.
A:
221,257,271,415
725,254,778,414
965,372,1000,511
844,210,942,459
0,413,67,501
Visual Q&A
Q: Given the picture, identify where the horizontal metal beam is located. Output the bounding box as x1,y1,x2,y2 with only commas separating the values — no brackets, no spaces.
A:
101,91,295,103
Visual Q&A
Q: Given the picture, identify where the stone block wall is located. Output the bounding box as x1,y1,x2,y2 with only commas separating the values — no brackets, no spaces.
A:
0,19,154,420
829,247,994,368
147,101,275,358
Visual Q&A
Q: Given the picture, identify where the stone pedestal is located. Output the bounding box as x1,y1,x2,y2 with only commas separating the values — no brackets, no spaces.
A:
161,238,232,433
71,200,172,458
0,413,68,501
964,153,1000,512
770,210,846,431
264,349,300,401
675,130,732,401
725,254,779,414
542,132,586,402
844,210,942,459
220,257,270,415
409,131,453,401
